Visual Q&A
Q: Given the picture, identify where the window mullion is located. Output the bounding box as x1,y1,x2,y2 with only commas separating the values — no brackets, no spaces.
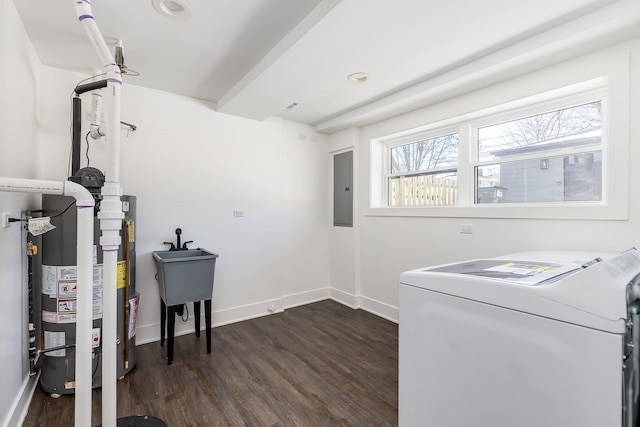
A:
457,125,473,206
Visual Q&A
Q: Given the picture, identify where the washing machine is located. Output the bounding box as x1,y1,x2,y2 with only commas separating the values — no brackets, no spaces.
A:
399,249,640,427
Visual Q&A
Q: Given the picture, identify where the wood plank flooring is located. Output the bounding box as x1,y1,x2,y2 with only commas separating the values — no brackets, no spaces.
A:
23,300,398,426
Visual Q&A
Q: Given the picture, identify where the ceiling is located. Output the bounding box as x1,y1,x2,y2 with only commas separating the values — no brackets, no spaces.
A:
12,0,640,134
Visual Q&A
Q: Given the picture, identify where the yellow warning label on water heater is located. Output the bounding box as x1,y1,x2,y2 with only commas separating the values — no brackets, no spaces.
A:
117,260,126,289
125,219,135,243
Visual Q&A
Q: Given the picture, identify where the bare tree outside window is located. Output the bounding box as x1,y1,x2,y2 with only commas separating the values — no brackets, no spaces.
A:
391,133,458,173
388,133,459,206
478,102,602,160
475,101,603,204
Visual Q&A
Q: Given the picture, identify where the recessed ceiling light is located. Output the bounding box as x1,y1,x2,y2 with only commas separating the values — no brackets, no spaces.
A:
347,72,368,83
152,0,192,20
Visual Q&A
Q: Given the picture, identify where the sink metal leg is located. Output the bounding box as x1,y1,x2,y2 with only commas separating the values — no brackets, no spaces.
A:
205,299,212,353
167,305,176,365
159,298,211,363
194,301,201,337
160,299,166,346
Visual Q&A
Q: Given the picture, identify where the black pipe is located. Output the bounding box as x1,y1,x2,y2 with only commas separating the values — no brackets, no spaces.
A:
72,96,82,176
71,78,109,176
74,79,108,95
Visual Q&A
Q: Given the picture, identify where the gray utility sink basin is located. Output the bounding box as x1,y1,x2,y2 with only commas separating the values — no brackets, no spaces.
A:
152,249,219,306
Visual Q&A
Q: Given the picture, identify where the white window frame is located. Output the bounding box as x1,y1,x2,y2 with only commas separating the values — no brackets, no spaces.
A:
368,76,629,220
468,89,608,206
384,128,460,207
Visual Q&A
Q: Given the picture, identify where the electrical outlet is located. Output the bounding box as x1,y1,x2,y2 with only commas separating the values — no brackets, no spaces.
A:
233,209,245,217
2,212,11,228
459,224,474,234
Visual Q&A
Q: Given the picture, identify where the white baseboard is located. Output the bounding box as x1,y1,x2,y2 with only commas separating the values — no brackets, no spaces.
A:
136,288,331,345
3,372,39,427
283,287,330,309
135,288,398,346
329,288,358,308
357,295,399,324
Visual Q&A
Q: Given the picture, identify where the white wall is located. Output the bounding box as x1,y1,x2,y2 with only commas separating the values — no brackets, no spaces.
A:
35,68,331,344
330,37,640,322
281,122,331,307
0,1,41,426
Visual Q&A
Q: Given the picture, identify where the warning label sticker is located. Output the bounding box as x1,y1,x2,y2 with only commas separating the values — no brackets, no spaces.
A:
41,264,105,323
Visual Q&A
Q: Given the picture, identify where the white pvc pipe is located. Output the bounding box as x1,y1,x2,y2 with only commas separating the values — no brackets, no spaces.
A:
74,1,114,68
90,69,105,139
101,247,118,416
98,188,124,427
105,80,122,182
75,2,123,426
69,186,95,427
89,92,104,139
0,178,95,426
0,178,64,194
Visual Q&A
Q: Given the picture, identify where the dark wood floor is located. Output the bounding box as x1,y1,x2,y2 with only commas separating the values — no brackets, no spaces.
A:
24,300,398,426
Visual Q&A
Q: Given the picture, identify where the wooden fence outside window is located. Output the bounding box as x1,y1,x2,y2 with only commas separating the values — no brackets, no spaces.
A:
389,175,457,206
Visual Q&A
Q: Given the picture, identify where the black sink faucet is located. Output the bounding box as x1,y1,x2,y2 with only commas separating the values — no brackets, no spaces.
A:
163,228,193,251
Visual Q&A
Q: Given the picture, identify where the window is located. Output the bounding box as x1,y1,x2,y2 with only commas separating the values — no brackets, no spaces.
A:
474,101,603,204
387,133,458,206
370,80,620,219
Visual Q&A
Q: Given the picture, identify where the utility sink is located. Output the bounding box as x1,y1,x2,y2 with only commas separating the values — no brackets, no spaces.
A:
152,249,219,306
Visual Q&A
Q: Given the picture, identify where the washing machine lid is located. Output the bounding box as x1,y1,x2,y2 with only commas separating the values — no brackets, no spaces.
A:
425,258,583,286
399,249,640,333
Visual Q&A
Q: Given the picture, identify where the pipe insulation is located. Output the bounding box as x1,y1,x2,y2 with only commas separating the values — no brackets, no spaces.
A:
75,1,124,426
74,79,108,95
0,178,95,426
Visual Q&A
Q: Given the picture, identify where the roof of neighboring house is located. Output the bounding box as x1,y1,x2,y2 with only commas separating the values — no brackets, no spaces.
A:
489,135,601,158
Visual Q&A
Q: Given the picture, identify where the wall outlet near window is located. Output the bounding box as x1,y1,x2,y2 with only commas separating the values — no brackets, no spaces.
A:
459,224,474,234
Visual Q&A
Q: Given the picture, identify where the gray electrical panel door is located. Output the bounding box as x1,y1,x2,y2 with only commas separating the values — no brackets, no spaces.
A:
334,151,353,227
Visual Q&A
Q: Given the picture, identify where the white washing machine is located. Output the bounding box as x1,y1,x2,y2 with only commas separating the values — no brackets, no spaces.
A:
399,249,640,427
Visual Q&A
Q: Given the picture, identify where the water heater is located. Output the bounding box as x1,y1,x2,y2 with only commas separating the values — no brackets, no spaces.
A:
37,194,138,394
